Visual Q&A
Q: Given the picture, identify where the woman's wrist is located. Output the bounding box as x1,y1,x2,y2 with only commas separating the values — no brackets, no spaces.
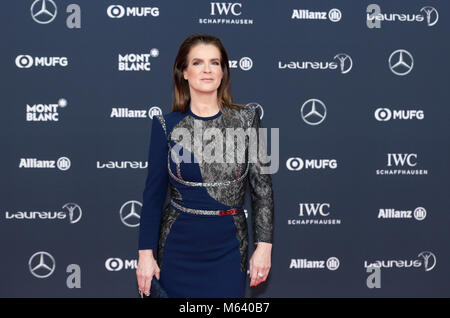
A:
138,249,154,256
255,242,272,249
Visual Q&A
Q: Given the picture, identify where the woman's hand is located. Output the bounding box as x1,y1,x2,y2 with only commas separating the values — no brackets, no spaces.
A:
136,250,160,296
248,242,272,287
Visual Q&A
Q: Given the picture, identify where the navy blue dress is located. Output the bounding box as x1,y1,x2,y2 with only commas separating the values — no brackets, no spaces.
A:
138,102,274,298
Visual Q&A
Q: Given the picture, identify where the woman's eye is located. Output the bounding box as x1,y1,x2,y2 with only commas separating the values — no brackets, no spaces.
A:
193,61,219,65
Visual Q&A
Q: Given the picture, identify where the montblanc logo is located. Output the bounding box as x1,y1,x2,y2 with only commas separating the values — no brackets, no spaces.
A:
286,157,338,170
105,258,137,271
364,251,436,272
376,153,428,176
378,206,426,221
291,8,342,22
15,55,68,68
110,106,162,119
279,53,352,74
107,5,159,18
96,161,148,169
367,4,438,28
30,0,81,28
5,203,82,224
118,49,159,71
229,57,253,71
374,108,424,121
26,98,68,122
199,2,253,25
19,157,71,171
290,257,340,270
288,203,342,225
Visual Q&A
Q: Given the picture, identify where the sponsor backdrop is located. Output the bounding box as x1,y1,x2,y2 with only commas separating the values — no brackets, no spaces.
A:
1,0,449,297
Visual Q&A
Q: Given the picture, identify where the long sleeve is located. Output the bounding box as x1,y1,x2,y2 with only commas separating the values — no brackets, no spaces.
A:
248,109,274,245
138,116,169,251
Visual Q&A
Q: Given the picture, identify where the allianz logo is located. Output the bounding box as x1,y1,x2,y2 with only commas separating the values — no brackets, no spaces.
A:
19,157,71,171
378,207,426,220
110,106,162,119
290,257,340,270
291,9,342,22
96,161,148,169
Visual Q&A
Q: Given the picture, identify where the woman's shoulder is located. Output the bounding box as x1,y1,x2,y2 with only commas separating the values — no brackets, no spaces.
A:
152,109,188,137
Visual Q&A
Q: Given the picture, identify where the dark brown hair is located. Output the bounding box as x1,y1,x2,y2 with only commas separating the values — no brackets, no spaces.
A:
171,34,244,118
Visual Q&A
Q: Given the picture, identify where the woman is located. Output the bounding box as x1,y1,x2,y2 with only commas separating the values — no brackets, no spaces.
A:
136,34,274,298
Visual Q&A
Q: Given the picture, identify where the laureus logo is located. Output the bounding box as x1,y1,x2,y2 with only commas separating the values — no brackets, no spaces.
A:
366,4,438,28
418,251,436,272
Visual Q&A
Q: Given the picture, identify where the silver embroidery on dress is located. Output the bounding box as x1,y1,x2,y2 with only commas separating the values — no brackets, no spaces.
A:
155,105,274,276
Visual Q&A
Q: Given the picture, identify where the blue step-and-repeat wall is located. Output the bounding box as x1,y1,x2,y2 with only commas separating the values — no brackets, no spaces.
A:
1,0,449,297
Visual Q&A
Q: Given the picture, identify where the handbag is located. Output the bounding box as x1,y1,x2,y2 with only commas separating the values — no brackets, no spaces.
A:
139,276,169,298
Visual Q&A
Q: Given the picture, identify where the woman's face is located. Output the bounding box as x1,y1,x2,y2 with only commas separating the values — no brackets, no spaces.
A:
183,44,223,94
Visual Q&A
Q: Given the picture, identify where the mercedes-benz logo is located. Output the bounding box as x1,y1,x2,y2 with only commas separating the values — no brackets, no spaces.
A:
120,200,142,227
389,49,414,76
246,102,264,119
29,251,55,278
301,99,327,125
31,0,57,24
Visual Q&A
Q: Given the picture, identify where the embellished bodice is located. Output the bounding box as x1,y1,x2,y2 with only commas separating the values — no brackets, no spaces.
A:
138,102,274,251
157,104,255,210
